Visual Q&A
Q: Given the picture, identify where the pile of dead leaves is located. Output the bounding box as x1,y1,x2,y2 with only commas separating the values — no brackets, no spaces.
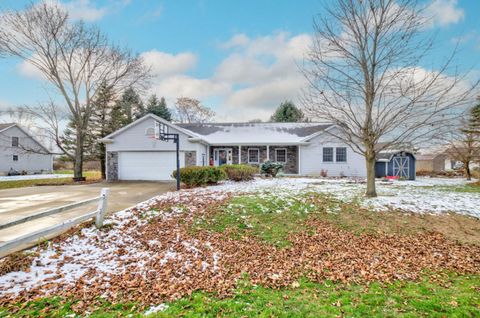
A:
1,189,479,313
0,252,39,276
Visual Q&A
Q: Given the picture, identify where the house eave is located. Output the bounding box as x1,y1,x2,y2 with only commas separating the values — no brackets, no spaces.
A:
205,141,310,146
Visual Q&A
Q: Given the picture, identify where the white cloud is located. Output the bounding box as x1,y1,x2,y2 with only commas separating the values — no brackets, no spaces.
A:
219,34,250,49
45,0,130,22
140,50,197,77
18,58,46,81
427,0,464,27
143,32,311,121
151,75,231,101
63,0,107,22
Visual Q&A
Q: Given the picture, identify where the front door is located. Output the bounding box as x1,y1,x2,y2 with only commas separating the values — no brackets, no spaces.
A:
214,148,233,166
393,155,410,179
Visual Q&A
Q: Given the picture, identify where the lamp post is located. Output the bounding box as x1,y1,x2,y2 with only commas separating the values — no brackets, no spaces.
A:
156,121,180,191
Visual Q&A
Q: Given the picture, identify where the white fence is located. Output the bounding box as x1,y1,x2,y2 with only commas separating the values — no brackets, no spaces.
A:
0,188,109,258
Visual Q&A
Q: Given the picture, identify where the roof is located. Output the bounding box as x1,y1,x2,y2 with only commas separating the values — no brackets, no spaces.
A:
177,122,334,145
0,122,51,154
376,149,416,161
0,123,15,132
101,113,199,142
416,153,447,160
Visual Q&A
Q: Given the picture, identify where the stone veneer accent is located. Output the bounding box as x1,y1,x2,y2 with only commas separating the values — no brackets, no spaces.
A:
269,146,298,174
209,145,299,174
107,151,118,181
184,151,197,167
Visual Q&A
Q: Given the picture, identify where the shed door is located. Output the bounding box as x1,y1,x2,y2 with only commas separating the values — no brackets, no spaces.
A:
118,151,184,181
393,156,410,179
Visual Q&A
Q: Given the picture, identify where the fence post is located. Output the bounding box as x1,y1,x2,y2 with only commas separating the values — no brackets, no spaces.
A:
95,188,109,229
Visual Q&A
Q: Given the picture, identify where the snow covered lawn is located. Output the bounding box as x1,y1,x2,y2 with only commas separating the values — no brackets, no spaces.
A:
207,176,480,217
0,176,478,312
0,174,72,182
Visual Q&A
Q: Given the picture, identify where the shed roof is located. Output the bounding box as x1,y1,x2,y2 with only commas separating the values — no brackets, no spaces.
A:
177,122,334,145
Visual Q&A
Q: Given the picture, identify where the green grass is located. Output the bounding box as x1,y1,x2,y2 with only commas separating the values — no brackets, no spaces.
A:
424,183,480,193
2,274,479,317
191,192,328,247
0,170,102,190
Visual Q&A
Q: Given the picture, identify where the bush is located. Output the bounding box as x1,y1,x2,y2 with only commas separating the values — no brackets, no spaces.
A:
221,164,258,181
260,161,284,177
172,166,226,188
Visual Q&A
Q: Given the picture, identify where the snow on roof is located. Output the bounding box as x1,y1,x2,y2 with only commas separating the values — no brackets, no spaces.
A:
0,123,15,132
177,122,334,144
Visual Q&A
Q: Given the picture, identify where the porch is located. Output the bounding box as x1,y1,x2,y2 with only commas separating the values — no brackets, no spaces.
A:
208,145,299,174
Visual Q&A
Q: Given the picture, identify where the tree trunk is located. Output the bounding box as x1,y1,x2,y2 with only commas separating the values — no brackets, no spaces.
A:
73,128,84,181
99,144,106,179
365,155,377,197
465,161,471,181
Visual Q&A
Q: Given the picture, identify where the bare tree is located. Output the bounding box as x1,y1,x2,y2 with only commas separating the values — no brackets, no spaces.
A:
0,2,150,180
174,97,215,123
302,0,478,196
444,110,480,180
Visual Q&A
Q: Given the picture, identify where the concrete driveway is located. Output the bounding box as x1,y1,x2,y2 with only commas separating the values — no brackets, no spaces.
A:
0,181,175,244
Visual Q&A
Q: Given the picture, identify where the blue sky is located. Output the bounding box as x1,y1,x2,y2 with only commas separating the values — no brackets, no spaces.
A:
0,0,479,121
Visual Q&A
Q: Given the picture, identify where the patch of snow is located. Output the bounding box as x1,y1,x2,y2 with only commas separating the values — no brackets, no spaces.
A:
144,303,168,315
0,174,72,181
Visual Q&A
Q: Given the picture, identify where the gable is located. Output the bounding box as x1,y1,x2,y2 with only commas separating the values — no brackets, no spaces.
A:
0,124,50,154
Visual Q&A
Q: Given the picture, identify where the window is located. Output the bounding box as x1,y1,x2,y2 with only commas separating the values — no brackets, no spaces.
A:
145,127,155,137
336,147,347,162
248,148,259,163
323,147,333,162
275,148,287,163
13,155,18,161
12,136,18,147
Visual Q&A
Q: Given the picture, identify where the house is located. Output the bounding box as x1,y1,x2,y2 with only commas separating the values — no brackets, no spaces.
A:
0,123,53,175
100,114,368,181
416,152,448,173
375,150,416,180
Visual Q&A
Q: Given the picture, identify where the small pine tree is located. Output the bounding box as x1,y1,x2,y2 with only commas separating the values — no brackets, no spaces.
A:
116,87,144,123
270,101,304,122
145,94,172,121
61,117,96,164
90,81,116,178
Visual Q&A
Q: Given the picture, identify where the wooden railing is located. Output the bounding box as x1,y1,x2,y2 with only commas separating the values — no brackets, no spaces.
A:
0,188,109,258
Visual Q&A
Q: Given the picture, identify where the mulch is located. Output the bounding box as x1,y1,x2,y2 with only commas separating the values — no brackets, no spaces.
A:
1,190,479,312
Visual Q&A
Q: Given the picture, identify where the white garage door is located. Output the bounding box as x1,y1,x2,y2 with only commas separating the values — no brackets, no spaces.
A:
118,151,184,181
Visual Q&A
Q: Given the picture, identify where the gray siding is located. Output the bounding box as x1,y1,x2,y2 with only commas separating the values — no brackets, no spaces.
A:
0,126,53,174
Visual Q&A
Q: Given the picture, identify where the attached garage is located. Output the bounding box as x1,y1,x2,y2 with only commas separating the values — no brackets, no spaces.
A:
117,151,184,181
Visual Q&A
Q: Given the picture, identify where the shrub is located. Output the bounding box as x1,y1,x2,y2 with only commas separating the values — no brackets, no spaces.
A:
320,169,328,178
172,166,226,188
221,164,258,181
260,160,283,177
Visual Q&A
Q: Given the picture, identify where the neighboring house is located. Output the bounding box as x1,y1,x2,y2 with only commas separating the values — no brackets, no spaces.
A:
0,123,53,175
100,114,368,181
416,152,448,173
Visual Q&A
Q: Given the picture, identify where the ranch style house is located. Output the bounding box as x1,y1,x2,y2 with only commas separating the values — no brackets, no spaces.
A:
100,114,416,181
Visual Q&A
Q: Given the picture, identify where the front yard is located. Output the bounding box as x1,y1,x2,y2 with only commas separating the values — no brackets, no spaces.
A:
0,177,479,317
0,170,102,190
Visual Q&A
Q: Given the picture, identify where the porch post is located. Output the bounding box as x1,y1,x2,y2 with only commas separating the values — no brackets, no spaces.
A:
239,145,242,164
266,145,270,161
207,145,210,166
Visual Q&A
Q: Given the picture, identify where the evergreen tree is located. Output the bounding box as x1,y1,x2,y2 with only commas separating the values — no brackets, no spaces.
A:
468,103,480,137
145,94,172,121
61,117,96,164
116,87,144,123
90,81,116,179
270,101,304,122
